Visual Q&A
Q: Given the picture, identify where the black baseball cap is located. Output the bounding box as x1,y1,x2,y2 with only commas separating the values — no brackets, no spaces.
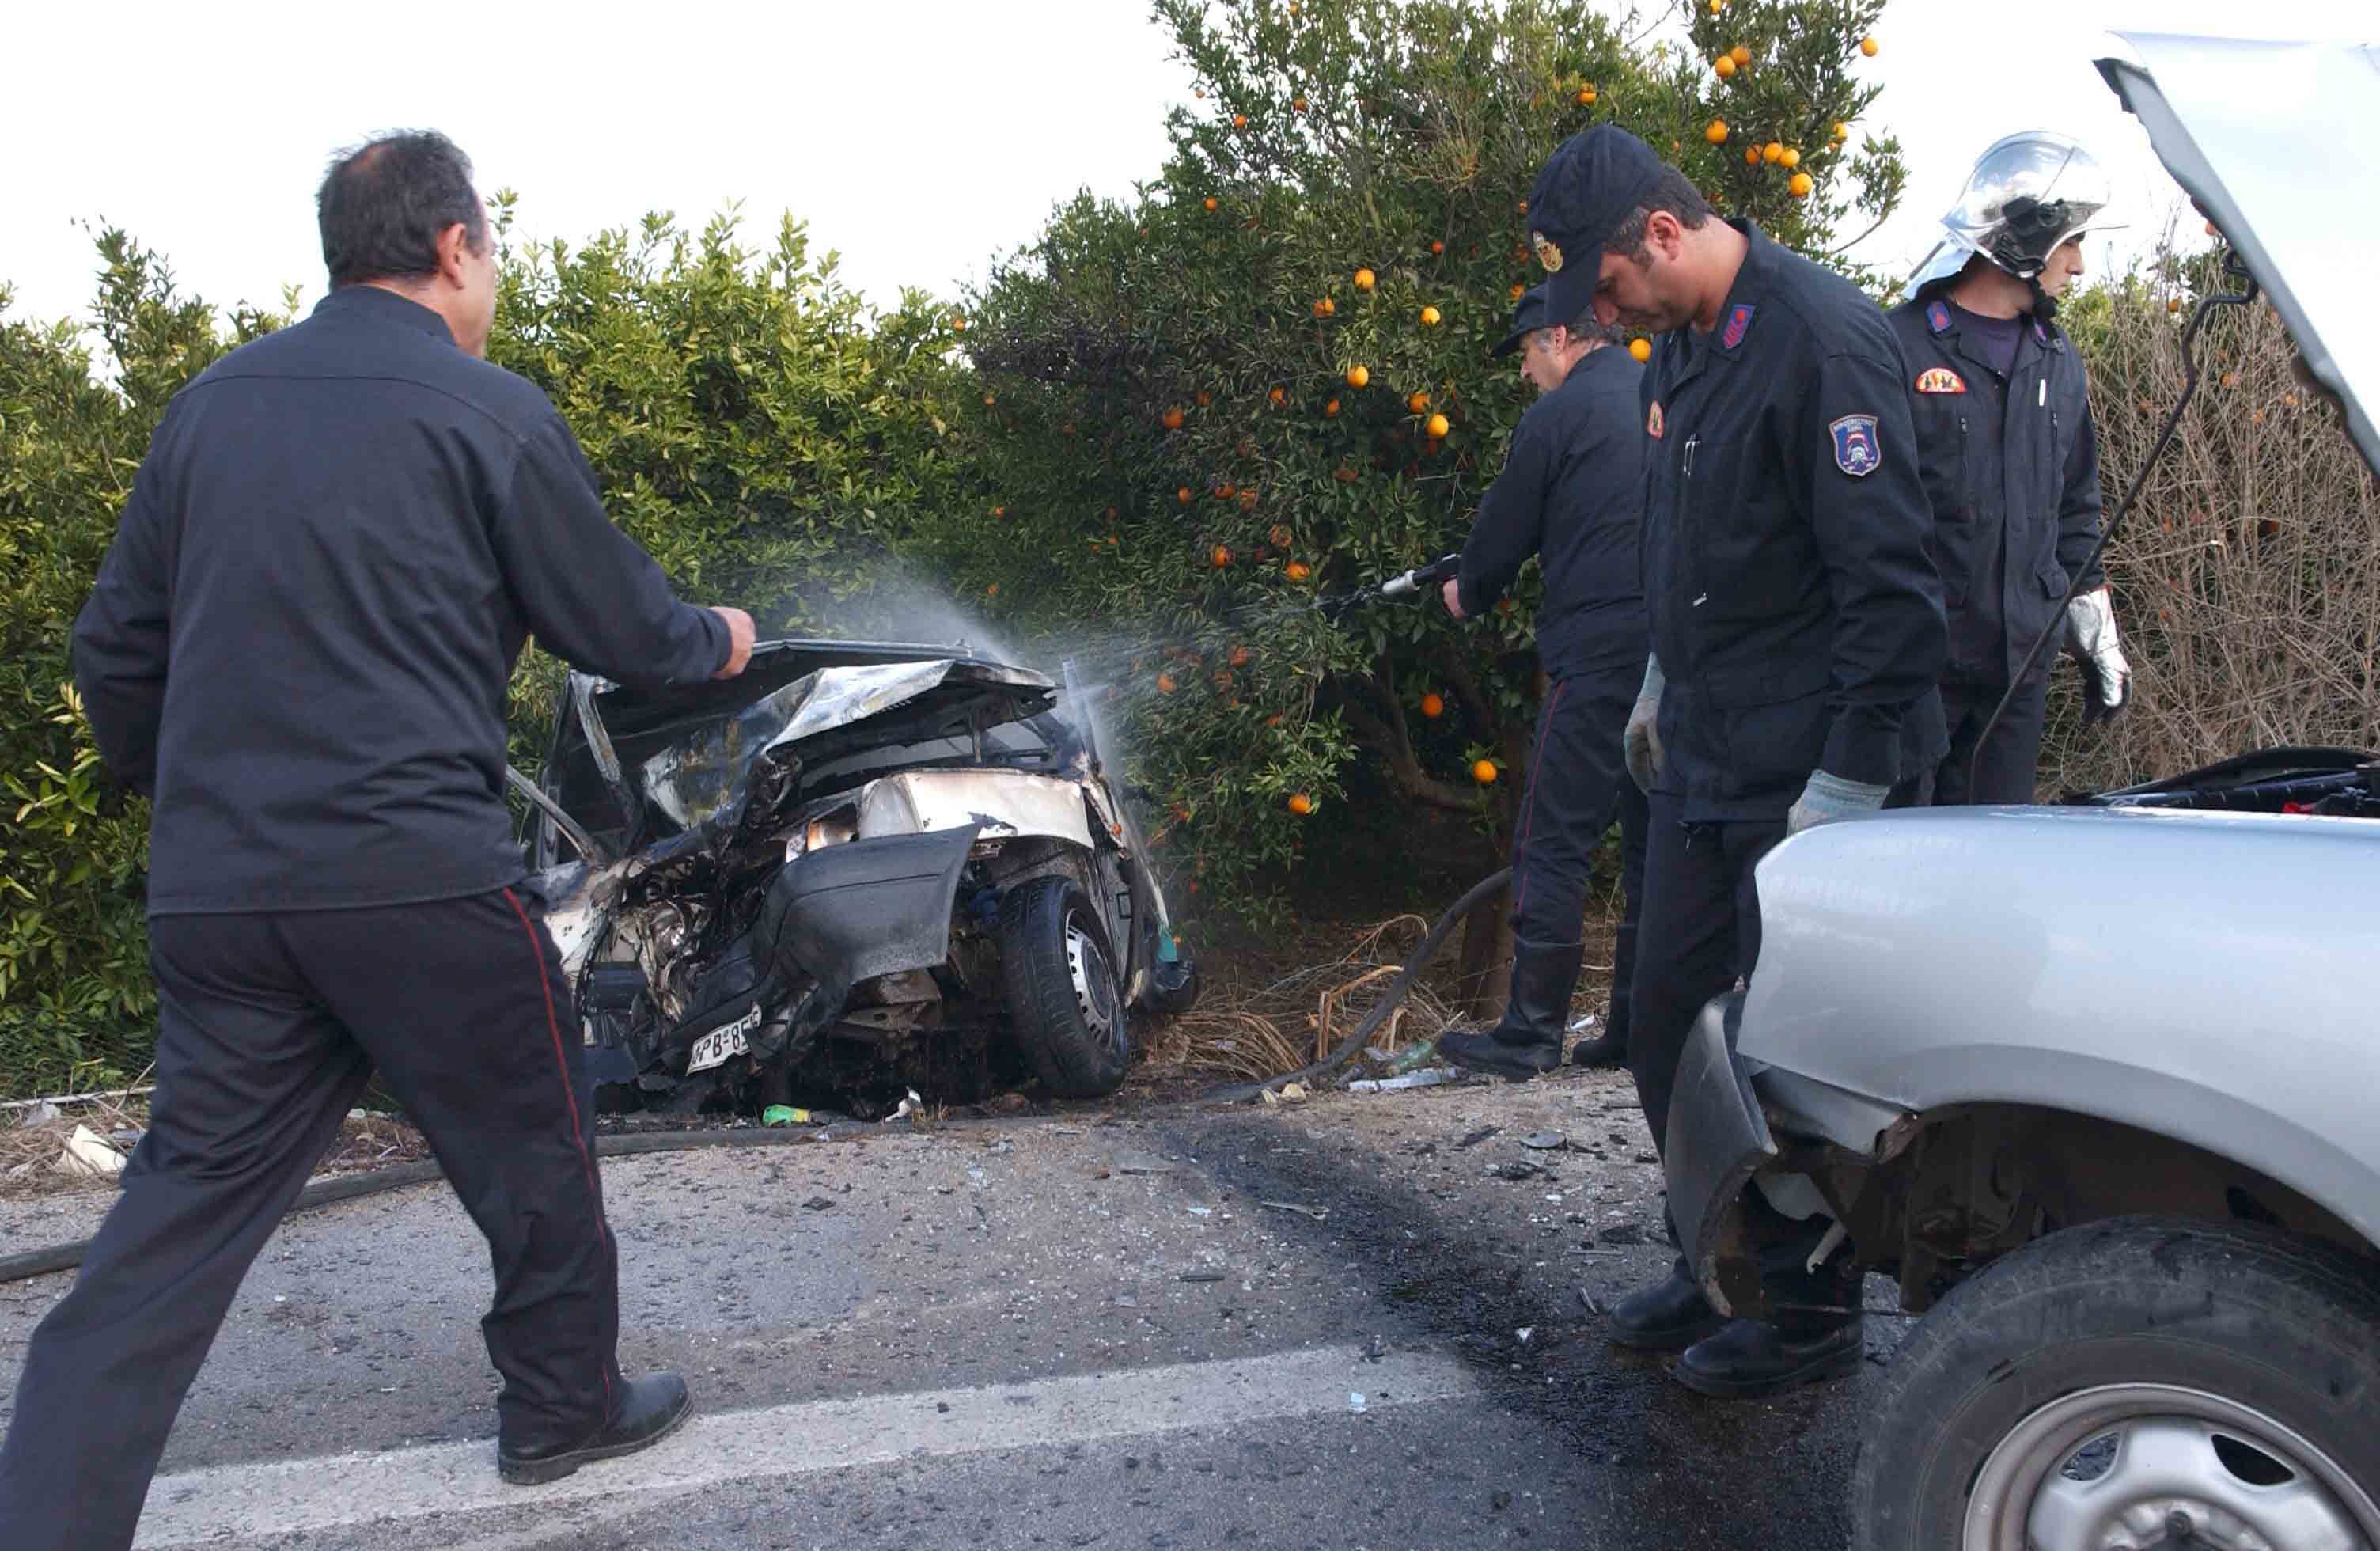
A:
1492,283,1550,358
1525,126,1670,326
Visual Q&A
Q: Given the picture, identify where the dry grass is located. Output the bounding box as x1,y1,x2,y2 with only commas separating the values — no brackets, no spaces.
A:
2039,265,2380,794
1143,912,1465,1083
2,1091,431,1200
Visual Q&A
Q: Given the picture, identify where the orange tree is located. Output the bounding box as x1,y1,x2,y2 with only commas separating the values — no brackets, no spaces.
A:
930,0,1907,953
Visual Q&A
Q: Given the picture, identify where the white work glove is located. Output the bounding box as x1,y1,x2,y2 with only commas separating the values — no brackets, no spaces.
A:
1624,655,1664,794
2062,586,2132,726
1786,770,1890,836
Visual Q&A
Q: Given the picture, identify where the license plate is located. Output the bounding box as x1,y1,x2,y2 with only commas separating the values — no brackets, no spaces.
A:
686,1006,760,1074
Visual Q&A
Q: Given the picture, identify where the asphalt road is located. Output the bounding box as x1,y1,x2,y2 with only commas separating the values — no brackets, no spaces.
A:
0,1069,1903,1549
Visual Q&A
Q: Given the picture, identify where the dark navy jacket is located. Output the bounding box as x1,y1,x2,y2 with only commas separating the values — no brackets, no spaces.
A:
1885,286,2105,686
72,286,729,915
1455,343,1648,677
1639,222,1948,822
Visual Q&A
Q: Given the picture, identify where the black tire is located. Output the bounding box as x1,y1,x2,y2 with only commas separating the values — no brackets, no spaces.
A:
1853,1215,2380,1549
998,875,1131,1099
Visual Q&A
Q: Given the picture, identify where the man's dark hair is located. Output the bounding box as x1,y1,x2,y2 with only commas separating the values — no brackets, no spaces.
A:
316,131,487,289
1604,165,1715,266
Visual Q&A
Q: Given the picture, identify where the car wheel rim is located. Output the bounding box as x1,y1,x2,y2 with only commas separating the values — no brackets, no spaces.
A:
1962,1382,2380,1551
1063,908,1123,1060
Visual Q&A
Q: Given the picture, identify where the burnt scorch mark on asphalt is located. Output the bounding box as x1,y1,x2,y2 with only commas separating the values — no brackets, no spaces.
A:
1162,1108,1868,1551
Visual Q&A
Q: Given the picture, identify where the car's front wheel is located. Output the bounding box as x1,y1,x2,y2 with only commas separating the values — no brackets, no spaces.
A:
1854,1216,2380,1551
999,875,1131,1099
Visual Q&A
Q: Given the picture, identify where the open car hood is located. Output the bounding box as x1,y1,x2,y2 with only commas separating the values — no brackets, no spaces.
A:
2098,32,2379,474
542,639,1057,845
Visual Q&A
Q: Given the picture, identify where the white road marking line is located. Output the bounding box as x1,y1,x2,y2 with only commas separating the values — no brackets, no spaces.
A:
133,1343,1476,1547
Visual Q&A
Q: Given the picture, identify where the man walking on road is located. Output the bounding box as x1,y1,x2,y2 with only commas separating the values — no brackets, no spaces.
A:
1524,127,1947,1397
1892,131,2132,802
1435,283,1650,1079
0,131,752,1550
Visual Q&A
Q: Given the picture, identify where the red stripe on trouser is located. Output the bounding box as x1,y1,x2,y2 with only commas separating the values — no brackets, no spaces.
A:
1509,678,1569,922
502,885,614,1416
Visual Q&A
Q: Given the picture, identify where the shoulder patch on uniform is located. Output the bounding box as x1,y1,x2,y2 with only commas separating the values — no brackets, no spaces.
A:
2032,317,2048,343
1829,414,1881,477
1646,400,1665,439
1721,303,1756,351
1914,367,1966,395
1926,301,1953,335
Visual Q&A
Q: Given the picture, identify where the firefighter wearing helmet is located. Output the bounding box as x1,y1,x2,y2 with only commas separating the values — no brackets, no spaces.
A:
1889,131,2134,803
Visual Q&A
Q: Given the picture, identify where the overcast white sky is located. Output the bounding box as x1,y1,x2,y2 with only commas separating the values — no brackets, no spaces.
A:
3,1,2371,338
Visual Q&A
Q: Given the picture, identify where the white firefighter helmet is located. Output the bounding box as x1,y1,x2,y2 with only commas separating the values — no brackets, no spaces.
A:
1908,131,2124,292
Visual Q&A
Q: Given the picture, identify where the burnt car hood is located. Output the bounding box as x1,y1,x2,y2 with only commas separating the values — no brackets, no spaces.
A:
543,639,1058,848
2099,31,2378,473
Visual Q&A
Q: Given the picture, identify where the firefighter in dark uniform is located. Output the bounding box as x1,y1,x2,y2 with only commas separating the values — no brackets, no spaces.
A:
1434,284,1650,1078
1892,130,2132,802
0,132,748,1549
1523,127,1948,1396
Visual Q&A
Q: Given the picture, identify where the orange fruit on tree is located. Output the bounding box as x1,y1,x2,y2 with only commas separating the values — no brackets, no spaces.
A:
1238,489,1258,512
1233,113,1248,127
1419,692,1445,719
1407,389,1430,413
1425,412,1450,438
1287,792,1315,816
1509,283,1526,301
1332,465,1359,484
1268,524,1293,547
1859,36,1878,56
1157,673,1178,695
1230,644,1251,667
1517,199,1529,215
985,583,997,597
1472,760,1499,785
1354,267,1376,291
1211,544,1234,567
1162,407,1185,430
1203,196,1218,212
1705,119,1729,144
991,504,1006,518
1196,390,1212,407
1419,305,1442,326
1789,172,1813,199
1217,483,1236,499
1708,0,1721,12
1346,363,1370,388
1324,397,1340,417
1833,120,1850,139
2167,297,2183,314
1268,385,1287,405
1781,147,1802,169
1576,85,1597,106
1731,44,1751,65
1430,239,1446,254
983,393,995,406
950,315,967,331
1293,96,1308,113
1629,338,1652,362
1763,141,1784,165
1177,486,1193,506
1286,561,1312,582
1715,55,1736,78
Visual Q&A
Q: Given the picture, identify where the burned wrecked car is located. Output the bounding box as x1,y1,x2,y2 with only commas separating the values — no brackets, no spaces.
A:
507,640,1198,1116
1664,32,2380,1551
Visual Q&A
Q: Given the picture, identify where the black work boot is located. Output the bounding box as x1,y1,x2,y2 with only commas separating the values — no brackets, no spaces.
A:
1605,1261,1727,1352
499,1371,695,1485
1674,1315,1864,1398
1567,1005,1626,1068
1437,938,1584,1080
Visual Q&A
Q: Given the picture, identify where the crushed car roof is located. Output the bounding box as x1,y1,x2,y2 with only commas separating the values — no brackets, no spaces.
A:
2098,31,2379,473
